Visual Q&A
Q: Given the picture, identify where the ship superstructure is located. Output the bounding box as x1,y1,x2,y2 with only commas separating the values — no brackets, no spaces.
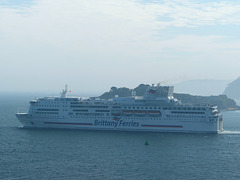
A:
16,85,223,133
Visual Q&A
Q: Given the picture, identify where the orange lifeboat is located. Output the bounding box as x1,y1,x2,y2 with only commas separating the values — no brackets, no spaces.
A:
123,110,133,115
134,111,146,116
148,111,161,116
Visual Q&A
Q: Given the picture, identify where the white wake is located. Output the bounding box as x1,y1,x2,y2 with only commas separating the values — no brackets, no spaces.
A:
220,130,240,135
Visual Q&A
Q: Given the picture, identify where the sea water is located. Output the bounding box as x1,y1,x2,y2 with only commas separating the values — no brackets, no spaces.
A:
1,94,240,180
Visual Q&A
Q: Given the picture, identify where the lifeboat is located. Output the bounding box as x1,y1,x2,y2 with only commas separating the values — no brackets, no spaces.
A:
111,110,121,116
148,111,161,116
123,110,133,115
112,113,121,116
134,111,146,116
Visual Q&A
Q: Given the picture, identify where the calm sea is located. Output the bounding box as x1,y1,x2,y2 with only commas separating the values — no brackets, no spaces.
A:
1,94,240,180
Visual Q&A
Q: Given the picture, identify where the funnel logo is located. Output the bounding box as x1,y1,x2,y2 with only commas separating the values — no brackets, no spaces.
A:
148,89,156,94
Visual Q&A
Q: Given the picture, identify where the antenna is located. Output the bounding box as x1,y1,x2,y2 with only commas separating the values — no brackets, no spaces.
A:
60,85,68,98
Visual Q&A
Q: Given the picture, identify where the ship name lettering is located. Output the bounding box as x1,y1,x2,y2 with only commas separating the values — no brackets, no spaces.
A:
118,120,139,127
93,120,139,127
94,120,118,127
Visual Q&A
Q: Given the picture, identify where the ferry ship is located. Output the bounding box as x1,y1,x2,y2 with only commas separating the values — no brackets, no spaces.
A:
16,85,223,133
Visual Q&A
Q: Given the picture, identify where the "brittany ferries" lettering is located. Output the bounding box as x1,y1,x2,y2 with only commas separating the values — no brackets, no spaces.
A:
94,120,139,128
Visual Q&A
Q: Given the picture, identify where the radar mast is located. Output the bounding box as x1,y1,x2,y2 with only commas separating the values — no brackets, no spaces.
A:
61,85,68,98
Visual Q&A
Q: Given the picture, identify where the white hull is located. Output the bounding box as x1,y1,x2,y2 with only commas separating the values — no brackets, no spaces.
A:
16,114,222,133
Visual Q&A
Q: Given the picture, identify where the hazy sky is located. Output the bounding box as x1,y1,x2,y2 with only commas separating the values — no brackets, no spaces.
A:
0,0,240,94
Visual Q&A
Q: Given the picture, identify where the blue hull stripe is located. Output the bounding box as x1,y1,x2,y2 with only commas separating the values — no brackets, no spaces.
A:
141,124,183,128
44,122,93,126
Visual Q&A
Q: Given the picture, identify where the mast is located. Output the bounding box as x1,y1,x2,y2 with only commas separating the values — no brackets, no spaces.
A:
61,85,68,98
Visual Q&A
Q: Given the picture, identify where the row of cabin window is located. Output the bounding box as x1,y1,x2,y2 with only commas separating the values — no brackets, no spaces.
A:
73,109,88,112
71,106,162,110
36,105,59,107
74,113,104,116
122,114,161,117
124,107,160,110
166,114,205,118
70,116,161,120
37,108,59,111
163,107,206,111
165,118,205,121
37,101,58,104
70,102,84,104
37,101,72,104
35,112,59,114
70,106,108,108
171,111,205,114
38,101,68,104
